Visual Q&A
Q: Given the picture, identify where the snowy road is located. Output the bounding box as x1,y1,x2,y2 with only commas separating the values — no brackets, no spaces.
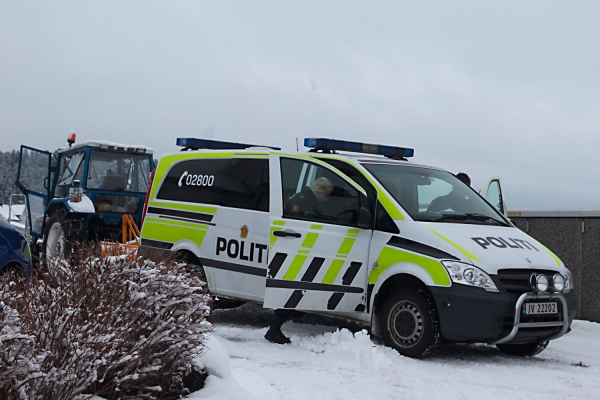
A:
191,304,600,400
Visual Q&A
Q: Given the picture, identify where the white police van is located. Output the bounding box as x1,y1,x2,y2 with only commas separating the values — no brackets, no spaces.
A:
139,137,576,358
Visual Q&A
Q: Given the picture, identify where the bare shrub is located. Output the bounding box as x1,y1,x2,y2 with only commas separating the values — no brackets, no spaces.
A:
0,249,212,399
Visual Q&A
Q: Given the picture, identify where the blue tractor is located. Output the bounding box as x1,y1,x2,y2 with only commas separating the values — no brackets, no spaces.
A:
15,133,155,264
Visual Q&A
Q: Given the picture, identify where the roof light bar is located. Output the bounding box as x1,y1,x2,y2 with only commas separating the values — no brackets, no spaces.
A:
176,137,281,151
304,138,414,158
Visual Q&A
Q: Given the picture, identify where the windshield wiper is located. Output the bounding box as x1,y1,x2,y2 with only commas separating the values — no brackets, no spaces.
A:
434,213,506,225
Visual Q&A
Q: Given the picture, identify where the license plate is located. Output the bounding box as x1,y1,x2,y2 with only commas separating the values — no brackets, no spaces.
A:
523,302,558,315
69,187,83,198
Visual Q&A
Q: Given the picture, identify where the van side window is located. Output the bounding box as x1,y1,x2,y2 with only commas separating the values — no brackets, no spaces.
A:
318,158,398,233
280,158,360,226
157,158,269,212
317,158,376,214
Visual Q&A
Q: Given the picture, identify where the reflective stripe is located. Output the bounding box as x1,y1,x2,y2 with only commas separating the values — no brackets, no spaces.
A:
337,237,356,255
21,239,31,260
142,217,209,247
269,220,285,250
301,232,319,248
427,227,482,262
530,237,562,266
321,228,358,284
322,259,345,284
147,201,217,215
368,246,451,286
282,226,321,280
283,254,308,280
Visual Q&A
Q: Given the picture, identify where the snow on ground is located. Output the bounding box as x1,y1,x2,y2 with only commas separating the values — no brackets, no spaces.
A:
191,303,600,400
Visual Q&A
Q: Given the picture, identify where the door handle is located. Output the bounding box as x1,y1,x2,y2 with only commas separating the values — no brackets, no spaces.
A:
273,230,302,238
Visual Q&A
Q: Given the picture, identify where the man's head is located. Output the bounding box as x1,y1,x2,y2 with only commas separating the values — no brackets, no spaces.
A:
311,177,333,202
455,172,471,186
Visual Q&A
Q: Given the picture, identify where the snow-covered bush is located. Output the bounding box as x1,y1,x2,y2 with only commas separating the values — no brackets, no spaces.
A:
0,251,212,399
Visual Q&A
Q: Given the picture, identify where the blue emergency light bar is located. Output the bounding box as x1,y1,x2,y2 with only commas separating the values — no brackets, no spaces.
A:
176,137,281,151
304,138,414,158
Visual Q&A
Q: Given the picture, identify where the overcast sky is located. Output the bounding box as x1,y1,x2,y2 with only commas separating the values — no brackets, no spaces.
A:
2,1,600,208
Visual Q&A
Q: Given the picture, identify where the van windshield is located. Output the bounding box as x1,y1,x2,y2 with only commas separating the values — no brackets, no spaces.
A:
363,163,509,226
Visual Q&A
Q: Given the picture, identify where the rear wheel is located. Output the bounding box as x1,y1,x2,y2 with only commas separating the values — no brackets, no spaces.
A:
380,288,441,358
178,251,207,281
496,341,549,357
177,251,246,309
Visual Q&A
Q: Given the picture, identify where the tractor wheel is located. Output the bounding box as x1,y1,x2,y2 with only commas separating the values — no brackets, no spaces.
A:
42,214,85,264
379,288,441,359
496,341,549,357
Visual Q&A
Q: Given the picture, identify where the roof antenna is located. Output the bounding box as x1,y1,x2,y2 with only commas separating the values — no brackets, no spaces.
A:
296,137,299,152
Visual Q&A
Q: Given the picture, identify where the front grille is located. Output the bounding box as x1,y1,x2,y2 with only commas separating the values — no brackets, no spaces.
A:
497,269,559,295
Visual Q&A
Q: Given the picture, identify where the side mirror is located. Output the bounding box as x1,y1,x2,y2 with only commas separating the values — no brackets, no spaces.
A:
358,207,372,229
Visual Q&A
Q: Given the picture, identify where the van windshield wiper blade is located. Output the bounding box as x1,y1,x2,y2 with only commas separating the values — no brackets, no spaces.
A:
434,213,505,225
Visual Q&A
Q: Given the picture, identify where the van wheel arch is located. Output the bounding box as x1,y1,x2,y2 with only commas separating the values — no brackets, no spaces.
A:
175,250,246,310
176,250,206,279
371,274,431,338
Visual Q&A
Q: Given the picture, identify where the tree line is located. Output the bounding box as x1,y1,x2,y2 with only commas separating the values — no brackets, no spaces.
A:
0,150,21,205
0,149,47,205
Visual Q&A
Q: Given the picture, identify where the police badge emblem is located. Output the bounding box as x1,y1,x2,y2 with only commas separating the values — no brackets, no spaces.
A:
240,224,249,239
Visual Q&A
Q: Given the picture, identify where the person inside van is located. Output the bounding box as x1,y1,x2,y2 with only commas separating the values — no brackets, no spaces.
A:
284,177,334,219
427,172,471,213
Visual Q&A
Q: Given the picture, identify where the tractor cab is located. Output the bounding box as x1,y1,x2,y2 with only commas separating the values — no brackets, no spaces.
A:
16,133,155,260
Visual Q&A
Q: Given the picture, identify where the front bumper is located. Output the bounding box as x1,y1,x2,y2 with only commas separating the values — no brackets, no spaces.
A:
429,284,577,344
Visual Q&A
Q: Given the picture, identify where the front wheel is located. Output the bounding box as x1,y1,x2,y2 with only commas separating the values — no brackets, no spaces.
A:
43,216,67,259
42,214,84,263
496,341,549,357
379,288,441,358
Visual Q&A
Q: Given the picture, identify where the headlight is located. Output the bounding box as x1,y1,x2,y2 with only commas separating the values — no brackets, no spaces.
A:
442,261,499,292
564,268,573,293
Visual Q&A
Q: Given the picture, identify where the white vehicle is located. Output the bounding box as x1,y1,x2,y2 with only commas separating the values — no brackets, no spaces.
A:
139,137,576,358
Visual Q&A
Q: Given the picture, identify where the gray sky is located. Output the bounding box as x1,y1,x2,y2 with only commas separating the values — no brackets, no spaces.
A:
2,1,600,209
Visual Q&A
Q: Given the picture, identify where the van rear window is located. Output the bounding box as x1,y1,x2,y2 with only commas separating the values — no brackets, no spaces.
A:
157,158,269,212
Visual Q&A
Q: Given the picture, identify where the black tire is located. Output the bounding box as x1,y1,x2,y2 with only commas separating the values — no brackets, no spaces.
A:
379,288,441,359
0,263,26,284
177,251,246,309
496,341,549,357
178,251,207,281
214,297,246,310
42,213,85,263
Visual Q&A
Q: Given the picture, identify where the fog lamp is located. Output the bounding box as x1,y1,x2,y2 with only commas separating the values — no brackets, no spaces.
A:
553,274,565,292
532,274,549,292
